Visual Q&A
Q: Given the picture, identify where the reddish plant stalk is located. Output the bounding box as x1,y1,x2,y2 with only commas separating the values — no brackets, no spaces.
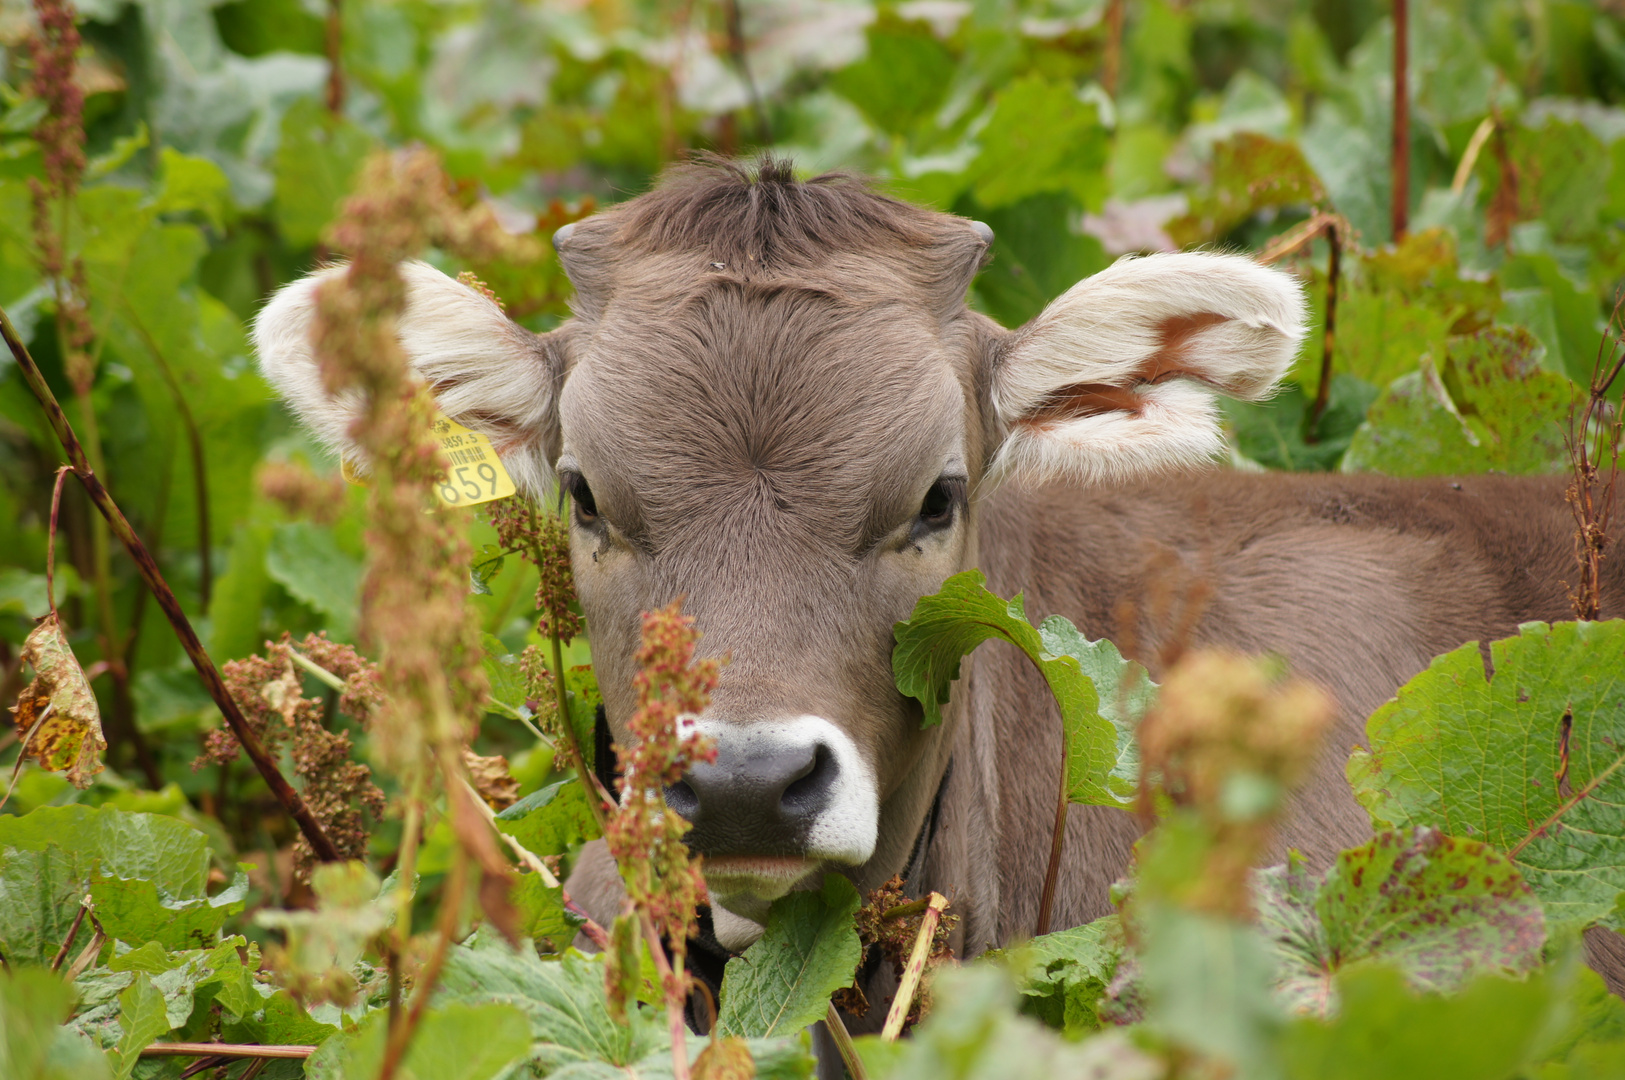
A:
1306,221,1342,437
1391,0,1410,241
1564,293,1625,620
0,301,342,862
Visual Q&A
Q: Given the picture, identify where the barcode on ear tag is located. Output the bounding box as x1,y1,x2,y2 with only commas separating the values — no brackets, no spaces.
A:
430,416,516,509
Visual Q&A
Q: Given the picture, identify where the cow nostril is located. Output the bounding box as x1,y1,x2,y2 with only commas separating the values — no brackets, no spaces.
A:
666,779,699,820
780,743,837,815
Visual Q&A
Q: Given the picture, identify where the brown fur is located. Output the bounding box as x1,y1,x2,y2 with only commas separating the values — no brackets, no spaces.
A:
253,159,1623,1007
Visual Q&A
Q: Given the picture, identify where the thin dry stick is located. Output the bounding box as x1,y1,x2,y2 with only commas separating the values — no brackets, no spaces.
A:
1391,0,1410,241
880,892,948,1041
325,0,344,115
0,301,341,863
45,465,69,619
141,1044,315,1060
825,1002,870,1080
1101,0,1125,97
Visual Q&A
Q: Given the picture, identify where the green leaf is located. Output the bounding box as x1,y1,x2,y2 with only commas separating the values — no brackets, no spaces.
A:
967,76,1110,213
496,777,602,855
107,974,170,1080
273,99,378,249
512,873,586,945
1342,327,1572,477
862,964,1163,1080
89,871,249,954
152,148,232,229
306,1002,531,1080
965,192,1110,328
470,544,506,596
0,967,110,1080
1222,376,1380,472
1166,133,1324,247
0,805,216,966
830,20,956,136
717,875,863,1039
209,524,272,664
1278,965,1556,1080
266,522,363,640
1347,621,1625,933
107,936,254,1030
993,914,1125,1036
435,943,665,1071
1256,830,1544,1015
481,633,530,721
892,569,1148,808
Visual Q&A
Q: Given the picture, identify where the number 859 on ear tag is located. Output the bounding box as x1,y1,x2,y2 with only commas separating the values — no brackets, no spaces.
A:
430,416,516,509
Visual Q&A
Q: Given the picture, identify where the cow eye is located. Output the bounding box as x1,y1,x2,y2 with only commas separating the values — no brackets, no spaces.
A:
916,477,965,531
560,470,598,524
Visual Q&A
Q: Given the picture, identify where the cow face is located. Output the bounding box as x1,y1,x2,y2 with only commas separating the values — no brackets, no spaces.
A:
255,161,1305,947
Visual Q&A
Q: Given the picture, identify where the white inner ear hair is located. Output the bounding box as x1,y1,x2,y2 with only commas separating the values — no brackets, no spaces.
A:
986,252,1308,488
253,259,558,499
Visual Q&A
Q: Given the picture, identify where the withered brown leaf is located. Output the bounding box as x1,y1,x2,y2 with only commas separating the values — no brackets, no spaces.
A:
463,748,521,810
9,612,106,789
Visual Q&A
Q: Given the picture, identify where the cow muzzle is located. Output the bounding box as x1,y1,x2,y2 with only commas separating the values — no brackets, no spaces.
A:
666,715,878,929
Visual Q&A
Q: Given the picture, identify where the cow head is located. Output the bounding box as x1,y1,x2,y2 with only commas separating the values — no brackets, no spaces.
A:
255,160,1305,947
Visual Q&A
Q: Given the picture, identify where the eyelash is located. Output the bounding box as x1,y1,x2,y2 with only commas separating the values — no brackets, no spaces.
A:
560,470,598,524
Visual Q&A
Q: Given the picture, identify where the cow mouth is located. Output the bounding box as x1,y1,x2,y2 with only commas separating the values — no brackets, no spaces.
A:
702,855,820,944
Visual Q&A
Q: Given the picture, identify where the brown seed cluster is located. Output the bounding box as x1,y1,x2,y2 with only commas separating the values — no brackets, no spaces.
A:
197,633,386,877
834,875,957,1030
487,497,582,645
604,601,720,1005
258,460,348,526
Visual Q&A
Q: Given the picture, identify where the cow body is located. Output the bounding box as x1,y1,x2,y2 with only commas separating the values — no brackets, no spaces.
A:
251,160,1624,1022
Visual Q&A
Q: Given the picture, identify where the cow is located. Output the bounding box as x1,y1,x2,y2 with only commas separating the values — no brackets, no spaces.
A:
253,158,1625,1028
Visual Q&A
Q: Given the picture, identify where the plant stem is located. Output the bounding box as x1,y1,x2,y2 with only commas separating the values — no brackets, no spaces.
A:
48,897,88,972
1391,0,1410,242
826,1003,869,1080
1036,730,1069,936
1306,221,1342,438
377,844,466,1080
0,300,341,862
881,892,948,1041
639,910,691,1080
140,1045,316,1060
550,628,611,832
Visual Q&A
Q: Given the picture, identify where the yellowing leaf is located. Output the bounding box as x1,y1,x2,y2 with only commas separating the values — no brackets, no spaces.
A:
9,613,106,790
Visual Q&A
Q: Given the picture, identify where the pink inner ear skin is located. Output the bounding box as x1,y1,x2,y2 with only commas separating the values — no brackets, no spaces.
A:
1016,310,1236,429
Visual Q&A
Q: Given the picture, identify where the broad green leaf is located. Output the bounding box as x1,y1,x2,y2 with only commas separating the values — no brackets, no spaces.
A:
1347,621,1625,933
152,148,232,228
0,805,216,966
1278,965,1556,1080
256,861,393,984
89,871,249,954
967,76,1109,213
0,967,110,1080
435,943,664,1070
717,874,862,1039
964,192,1110,328
496,776,602,855
512,873,586,945
266,522,362,639
273,99,378,248
1342,327,1571,477
831,20,956,136
993,914,1125,1036
107,975,170,1080
1503,251,1606,387
1166,133,1324,247
209,523,272,663
481,633,530,721
108,936,253,1030
1222,376,1380,472
892,569,1148,808
860,964,1163,1080
1256,830,1544,1015
307,1002,531,1080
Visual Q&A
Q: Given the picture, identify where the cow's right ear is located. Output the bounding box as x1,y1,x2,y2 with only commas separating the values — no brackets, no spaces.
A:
985,252,1306,487
253,260,565,497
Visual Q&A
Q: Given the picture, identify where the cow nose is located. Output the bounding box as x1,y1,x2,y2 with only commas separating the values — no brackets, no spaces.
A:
666,740,839,855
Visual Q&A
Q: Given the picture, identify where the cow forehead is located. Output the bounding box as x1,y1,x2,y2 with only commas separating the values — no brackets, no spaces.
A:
558,284,972,550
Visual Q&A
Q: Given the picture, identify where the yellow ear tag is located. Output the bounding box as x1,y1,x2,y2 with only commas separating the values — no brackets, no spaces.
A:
428,415,516,509
335,416,517,510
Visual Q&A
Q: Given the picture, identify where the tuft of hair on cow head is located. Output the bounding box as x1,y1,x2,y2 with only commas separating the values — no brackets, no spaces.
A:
252,260,567,498
984,252,1308,488
553,155,992,325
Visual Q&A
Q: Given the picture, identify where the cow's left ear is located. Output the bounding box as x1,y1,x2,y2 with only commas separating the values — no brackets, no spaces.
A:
986,252,1306,486
254,260,567,498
